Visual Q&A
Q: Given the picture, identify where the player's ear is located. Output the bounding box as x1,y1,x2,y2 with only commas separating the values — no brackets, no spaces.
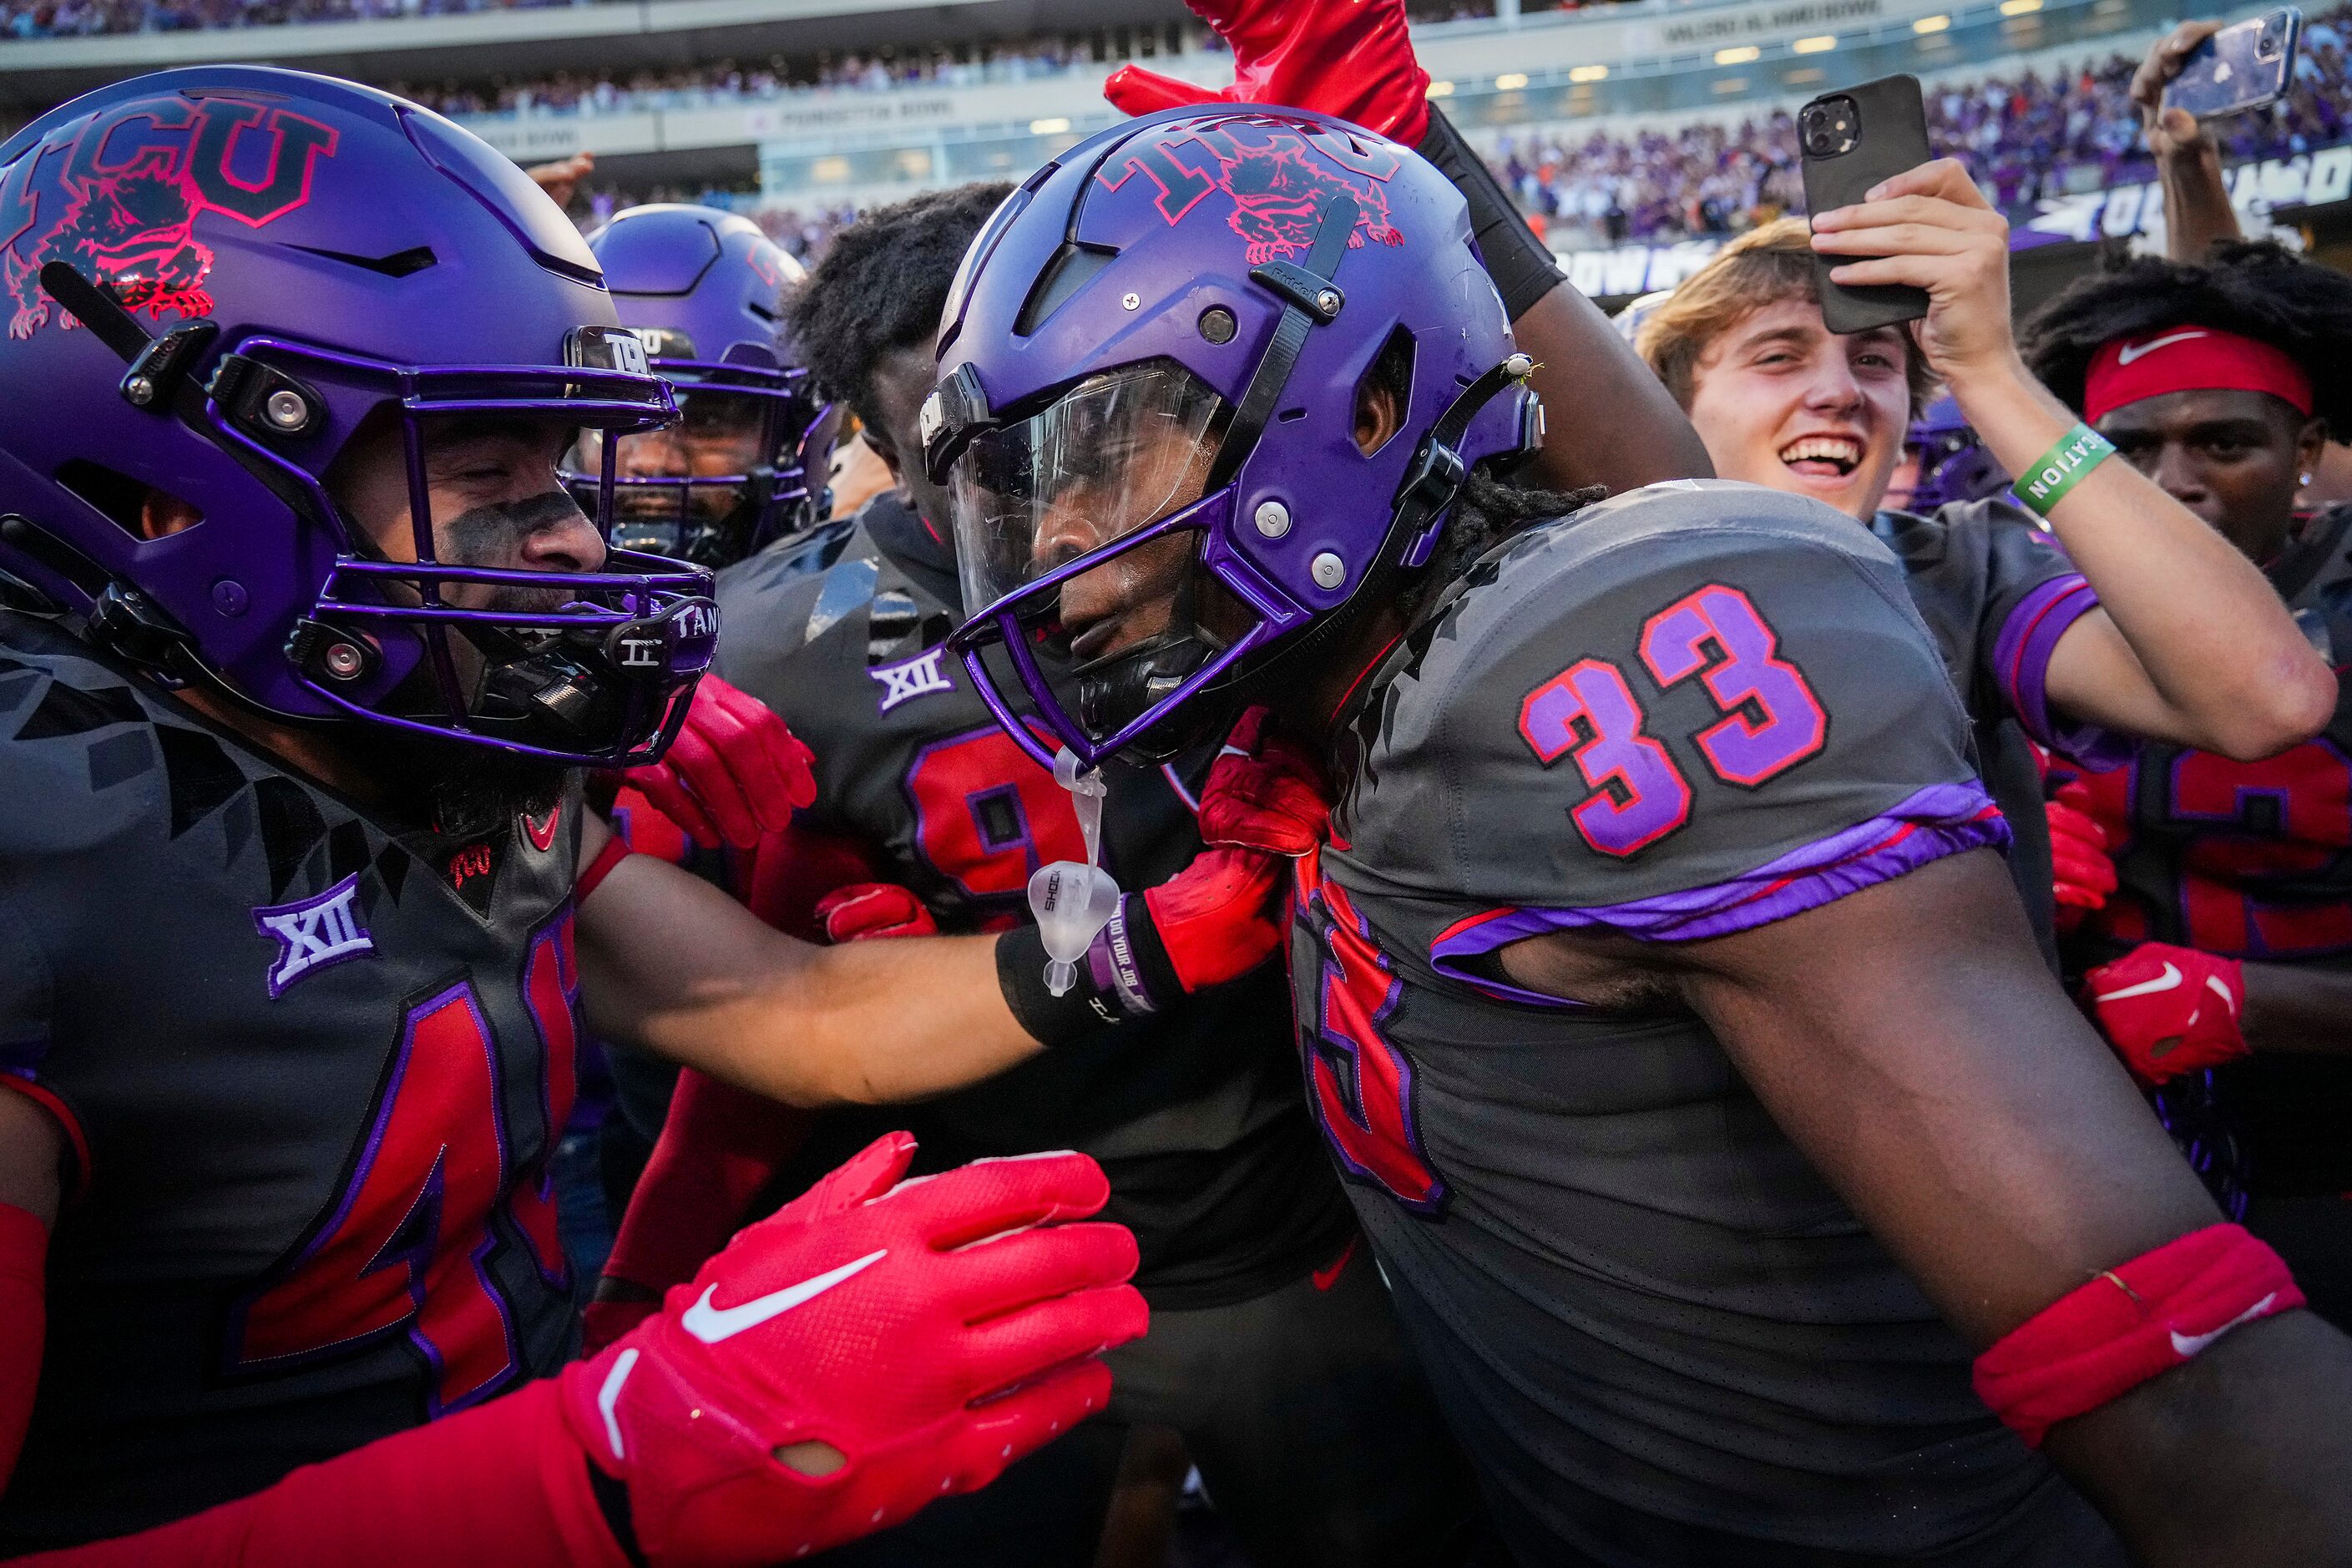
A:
862,420,907,486
2295,416,2329,482
139,489,202,540
1353,332,1412,457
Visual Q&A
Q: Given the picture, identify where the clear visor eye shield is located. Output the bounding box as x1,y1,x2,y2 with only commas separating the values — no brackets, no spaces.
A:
43,261,715,766
924,194,1542,776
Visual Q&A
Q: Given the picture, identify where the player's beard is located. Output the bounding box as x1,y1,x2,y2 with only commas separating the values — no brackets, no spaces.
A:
344,717,568,841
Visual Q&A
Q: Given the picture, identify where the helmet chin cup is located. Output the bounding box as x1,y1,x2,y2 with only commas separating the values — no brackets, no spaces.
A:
1075,625,1216,758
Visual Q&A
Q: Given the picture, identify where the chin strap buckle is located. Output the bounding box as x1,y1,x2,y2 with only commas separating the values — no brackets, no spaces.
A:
87,581,194,684
119,321,219,412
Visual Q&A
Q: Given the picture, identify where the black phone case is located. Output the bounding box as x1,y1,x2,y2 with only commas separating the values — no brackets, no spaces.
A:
1801,74,1933,335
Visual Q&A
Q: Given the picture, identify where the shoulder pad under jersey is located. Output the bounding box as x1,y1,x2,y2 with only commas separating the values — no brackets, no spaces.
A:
1334,480,2000,940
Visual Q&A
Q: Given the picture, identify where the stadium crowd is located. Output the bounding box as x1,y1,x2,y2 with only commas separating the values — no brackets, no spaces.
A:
549,11,2352,266
1503,8,2352,245
0,0,1502,40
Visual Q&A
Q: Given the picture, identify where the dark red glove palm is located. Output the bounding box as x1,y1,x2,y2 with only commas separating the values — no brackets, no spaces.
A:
561,1133,1146,1567
2081,942,2249,1087
1197,706,1333,856
817,883,941,943
619,675,817,851
2046,779,2118,934
1102,0,1431,145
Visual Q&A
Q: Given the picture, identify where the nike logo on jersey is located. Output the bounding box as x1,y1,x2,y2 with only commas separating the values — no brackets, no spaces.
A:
2115,330,2208,366
2093,962,2183,1004
252,873,376,999
2170,1292,2277,1359
680,1248,887,1343
871,648,955,713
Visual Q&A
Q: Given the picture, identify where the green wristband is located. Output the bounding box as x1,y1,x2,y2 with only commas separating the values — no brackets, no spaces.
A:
2016,423,2116,518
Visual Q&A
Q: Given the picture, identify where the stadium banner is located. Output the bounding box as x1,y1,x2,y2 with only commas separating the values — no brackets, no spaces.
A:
1561,141,2352,299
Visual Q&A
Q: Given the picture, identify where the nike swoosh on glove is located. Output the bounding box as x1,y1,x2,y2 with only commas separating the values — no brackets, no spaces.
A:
615,675,817,851
560,1132,1146,1568
1101,0,1431,145
817,883,941,943
1196,705,1332,857
2081,942,2249,1087
2046,779,2118,933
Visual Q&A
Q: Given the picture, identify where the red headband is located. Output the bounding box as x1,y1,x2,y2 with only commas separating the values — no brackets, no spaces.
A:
2083,326,2313,425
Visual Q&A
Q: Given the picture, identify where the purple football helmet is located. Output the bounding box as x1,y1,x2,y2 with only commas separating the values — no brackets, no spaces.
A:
1902,394,2012,513
565,203,835,569
0,67,712,766
925,108,1541,768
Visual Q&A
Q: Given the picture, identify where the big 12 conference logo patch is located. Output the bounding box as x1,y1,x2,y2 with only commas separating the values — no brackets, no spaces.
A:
0,94,339,339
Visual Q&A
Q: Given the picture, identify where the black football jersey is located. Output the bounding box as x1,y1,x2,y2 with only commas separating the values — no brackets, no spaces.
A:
2070,503,2352,1196
0,610,583,1549
1874,498,2112,962
714,493,1353,1310
1297,483,2107,1560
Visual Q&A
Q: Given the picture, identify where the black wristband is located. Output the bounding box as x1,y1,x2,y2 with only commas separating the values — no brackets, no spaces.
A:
1415,103,1564,321
584,1452,648,1568
996,924,1126,1049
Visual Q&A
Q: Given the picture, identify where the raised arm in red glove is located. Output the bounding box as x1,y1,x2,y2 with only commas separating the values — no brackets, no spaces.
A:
28,1136,1145,1568
618,674,817,851
2081,942,2249,1087
1105,0,1429,144
2046,779,2119,933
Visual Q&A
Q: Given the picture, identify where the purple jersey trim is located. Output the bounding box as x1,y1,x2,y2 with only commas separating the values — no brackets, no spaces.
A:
1992,574,2132,771
1429,782,2010,979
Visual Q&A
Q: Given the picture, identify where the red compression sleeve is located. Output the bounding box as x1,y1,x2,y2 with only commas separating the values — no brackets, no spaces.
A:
736,819,881,941
0,1202,45,1492
595,1069,809,1323
575,835,635,904
1973,1223,2304,1448
17,1378,628,1568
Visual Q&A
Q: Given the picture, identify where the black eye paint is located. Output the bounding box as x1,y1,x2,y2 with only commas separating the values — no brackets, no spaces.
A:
439,489,588,567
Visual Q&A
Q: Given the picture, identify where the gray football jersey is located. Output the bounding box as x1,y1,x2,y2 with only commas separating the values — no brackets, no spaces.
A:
0,610,582,1549
1296,483,2104,1560
1875,498,2112,960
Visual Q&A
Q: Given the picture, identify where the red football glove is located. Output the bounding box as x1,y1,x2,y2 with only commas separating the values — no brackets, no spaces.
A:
1102,0,1432,146
618,675,817,851
817,883,941,943
560,1132,1146,1568
1079,708,1321,1011
2081,942,2250,1087
2046,779,2118,934
1196,705,1333,857
1138,847,1287,995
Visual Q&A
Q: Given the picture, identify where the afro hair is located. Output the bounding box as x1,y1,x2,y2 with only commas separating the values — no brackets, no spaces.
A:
783,181,1014,432
2021,240,2352,437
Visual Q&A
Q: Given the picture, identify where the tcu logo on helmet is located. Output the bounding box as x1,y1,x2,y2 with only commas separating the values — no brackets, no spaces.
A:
1099,121,1404,266
0,94,338,340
